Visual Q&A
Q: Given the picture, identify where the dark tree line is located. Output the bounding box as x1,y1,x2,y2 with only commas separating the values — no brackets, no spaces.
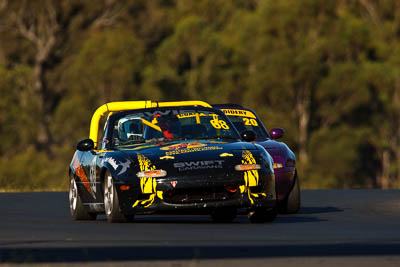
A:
0,0,399,190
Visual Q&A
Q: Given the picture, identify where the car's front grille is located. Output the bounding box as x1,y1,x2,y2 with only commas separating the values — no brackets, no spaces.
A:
163,186,239,204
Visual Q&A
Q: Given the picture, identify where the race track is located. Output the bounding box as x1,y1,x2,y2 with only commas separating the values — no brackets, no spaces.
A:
1,190,400,266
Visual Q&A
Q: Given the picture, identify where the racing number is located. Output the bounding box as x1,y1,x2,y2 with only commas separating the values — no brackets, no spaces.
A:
210,115,229,129
243,118,258,126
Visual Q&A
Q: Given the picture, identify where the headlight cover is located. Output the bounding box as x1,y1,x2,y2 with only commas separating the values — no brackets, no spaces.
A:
136,169,167,178
235,164,262,171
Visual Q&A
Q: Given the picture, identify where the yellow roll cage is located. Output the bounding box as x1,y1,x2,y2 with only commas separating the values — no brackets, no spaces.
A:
89,100,212,148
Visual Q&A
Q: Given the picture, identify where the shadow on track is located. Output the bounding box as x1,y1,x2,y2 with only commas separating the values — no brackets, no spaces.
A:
275,216,326,223
2,243,400,263
298,206,344,214
93,214,326,224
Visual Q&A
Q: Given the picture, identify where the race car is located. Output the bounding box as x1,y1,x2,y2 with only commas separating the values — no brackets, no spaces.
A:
69,101,277,223
213,104,300,214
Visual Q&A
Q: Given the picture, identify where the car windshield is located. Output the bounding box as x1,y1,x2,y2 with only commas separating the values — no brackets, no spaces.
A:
111,108,240,147
219,108,269,140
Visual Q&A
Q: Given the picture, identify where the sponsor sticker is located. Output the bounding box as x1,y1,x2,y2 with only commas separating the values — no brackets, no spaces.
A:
117,159,131,175
103,157,131,175
177,112,208,119
103,157,118,169
160,142,206,151
165,146,223,156
220,109,256,119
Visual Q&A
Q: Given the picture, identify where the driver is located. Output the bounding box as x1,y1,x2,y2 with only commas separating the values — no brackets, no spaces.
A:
155,114,181,139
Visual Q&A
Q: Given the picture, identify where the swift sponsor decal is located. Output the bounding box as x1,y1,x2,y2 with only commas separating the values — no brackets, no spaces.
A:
132,153,163,208
239,150,266,204
173,160,224,171
220,109,256,119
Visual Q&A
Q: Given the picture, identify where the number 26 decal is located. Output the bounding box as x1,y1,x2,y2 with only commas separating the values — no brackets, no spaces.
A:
243,118,258,126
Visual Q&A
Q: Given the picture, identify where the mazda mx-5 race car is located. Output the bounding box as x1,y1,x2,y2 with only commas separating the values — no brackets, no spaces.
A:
69,101,277,223
213,104,300,214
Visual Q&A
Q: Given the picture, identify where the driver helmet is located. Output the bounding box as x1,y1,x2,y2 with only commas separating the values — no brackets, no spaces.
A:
155,114,181,139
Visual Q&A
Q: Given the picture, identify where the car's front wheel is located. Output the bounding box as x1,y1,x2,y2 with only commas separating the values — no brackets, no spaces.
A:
69,173,97,220
104,171,134,223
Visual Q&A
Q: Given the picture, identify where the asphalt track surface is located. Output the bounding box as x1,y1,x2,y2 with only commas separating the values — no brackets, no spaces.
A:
0,190,400,266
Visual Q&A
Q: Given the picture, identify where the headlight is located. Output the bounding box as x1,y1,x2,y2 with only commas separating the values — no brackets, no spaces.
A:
235,164,261,171
136,169,167,178
273,163,284,169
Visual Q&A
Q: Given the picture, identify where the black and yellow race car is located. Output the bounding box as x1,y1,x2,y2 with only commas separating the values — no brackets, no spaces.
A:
69,101,277,223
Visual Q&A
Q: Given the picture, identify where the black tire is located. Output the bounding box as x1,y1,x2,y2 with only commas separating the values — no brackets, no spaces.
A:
248,207,277,223
278,171,301,214
211,207,237,223
69,173,97,220
104,171,134,223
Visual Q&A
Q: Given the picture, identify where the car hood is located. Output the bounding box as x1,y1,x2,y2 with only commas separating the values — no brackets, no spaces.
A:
257,139,286,150
118,140,258,160
257,139,295,161
106,140,262,179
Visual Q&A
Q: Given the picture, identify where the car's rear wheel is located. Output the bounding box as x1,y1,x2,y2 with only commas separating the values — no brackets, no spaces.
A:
278,171,301,214
248,207,277,223
104,171,134,223
69,173,97,220
211,207,237,223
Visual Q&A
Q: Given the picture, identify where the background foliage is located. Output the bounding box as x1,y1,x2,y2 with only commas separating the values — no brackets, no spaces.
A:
1,0,399,191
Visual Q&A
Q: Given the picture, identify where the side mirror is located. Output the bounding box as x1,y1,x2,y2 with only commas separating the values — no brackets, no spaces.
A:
77,139,94,151
241,130,256,142
270,128,284,140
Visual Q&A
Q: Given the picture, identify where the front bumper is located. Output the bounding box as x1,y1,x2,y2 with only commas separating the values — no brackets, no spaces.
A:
117,172,276,215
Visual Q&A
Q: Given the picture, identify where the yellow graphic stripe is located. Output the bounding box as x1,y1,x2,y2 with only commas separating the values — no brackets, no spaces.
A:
242,150,259,187
240,150,266,204
132,154,164,208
